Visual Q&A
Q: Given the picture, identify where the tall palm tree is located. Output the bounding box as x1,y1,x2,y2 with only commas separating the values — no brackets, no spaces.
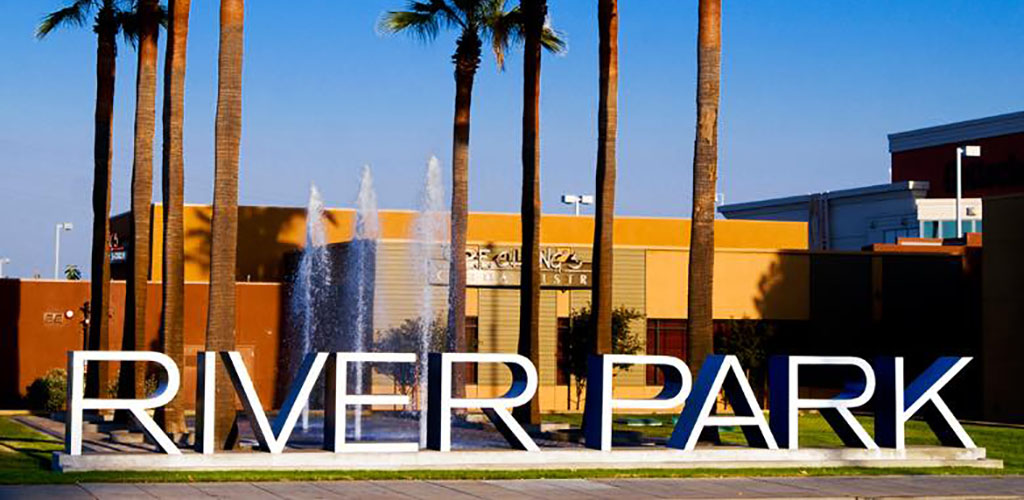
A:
381,0,522,397
590,0,617,357
514,0,564,427
686,0,721,378
37,0,146,400
203,0,245,451
119,0,161,404
155,0,190,436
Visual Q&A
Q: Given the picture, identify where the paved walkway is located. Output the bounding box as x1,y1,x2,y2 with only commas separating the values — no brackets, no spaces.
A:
1,476,1022,499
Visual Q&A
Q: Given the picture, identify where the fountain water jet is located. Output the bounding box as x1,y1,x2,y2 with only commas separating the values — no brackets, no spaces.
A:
412,156,448,447
290,184,333,432
345,165,379,441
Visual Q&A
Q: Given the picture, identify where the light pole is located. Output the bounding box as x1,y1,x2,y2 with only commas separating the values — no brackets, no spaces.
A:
956,145,981,238
561,194,594,216
54,222,73,279
0,258,9,278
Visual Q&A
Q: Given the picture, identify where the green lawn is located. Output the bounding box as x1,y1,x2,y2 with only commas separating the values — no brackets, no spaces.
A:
0,414,1020,484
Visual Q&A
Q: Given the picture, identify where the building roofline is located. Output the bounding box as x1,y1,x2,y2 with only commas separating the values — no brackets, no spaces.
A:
718,181,929,213
888,110,1024,152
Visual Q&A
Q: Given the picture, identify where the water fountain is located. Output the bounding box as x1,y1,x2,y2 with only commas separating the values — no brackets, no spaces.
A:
345,165,380,441
290,184,333,432
412,156,448,447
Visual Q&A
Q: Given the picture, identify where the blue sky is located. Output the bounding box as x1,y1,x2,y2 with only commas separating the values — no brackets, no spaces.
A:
2,0,1023,278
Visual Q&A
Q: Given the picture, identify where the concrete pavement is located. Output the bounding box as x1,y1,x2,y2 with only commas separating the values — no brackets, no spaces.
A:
1,475,1022,499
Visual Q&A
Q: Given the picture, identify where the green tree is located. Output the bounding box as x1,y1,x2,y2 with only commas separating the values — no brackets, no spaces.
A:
64,265,83,281
373,317,447,398
36,0,158,400
715,320,776,405
686,0,721,380
560,305,643,410
381,0,524,398
202,0,245,451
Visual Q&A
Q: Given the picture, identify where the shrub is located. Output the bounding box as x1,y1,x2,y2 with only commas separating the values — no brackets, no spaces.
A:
26,368,67,412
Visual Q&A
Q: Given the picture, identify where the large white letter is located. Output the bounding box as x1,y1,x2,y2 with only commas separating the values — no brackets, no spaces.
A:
199,351,327,454
667,355,777,451
426,353,538,452
583,354,690,451
769,355,877,450
65,351,181,455
874,356,975,449
324,352,418,452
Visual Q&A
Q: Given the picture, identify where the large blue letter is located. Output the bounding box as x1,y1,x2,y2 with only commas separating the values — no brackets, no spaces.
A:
874,357,975,449
667,355,777,450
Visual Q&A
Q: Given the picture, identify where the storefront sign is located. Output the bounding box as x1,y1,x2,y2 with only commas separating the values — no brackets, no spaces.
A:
431,246,591,288
63,351,976,461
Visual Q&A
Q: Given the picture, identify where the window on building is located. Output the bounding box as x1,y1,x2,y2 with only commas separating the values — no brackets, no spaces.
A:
921,220,939,238
646,319,687,385
465,316,478,385
556,317,571,386
941,221,956,238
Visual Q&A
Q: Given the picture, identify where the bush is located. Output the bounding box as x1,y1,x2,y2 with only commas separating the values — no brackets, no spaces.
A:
26,368,67,412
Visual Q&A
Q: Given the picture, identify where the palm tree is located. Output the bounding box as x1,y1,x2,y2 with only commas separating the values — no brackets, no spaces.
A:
119,0,161,405
203,0,245,451
381,0,522,398
515,0,564,427
590,0,617,357
686,0,721,379
154,0,190,436
37,0,146,400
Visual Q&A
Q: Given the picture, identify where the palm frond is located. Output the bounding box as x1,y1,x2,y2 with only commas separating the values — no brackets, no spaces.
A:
540,20,566,55
379,0,463,41
485,4,522,71
36,0,96,39
114,2,166,49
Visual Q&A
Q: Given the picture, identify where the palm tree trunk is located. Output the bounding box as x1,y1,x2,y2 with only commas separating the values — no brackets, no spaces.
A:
204,0,244,450
591,0,618,356
686,0,721,379
119,0,161,403
156,0,191,435
447,31,480,400
85,16,117,399
515,0,545,427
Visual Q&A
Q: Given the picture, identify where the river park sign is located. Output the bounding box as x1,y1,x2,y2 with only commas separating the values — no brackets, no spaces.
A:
54,351,999,472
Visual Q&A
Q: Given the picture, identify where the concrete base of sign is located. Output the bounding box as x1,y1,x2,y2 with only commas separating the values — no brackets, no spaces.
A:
53,446,999,472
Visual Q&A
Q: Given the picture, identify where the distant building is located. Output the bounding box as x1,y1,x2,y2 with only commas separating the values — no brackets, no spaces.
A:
718,181,982,250
719,111,1024,249
889,110,1024,199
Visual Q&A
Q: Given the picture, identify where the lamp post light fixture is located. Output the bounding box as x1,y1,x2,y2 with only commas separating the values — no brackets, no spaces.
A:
0,258,9,278
956,145,981,238
561,194,594,216
54,222,73,279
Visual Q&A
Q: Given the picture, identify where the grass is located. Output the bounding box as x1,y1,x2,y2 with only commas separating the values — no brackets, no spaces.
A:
0,414,1020,485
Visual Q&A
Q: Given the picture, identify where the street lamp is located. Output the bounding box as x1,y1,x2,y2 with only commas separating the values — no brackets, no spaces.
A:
54,222,73,279
561,194,594,216
956,145,981,238
0,258,9,278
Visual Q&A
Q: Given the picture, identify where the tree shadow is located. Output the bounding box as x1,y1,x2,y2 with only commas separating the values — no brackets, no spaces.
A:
752,251,982,417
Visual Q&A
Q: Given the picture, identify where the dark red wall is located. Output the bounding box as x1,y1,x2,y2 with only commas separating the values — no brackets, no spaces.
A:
891,132,1024,198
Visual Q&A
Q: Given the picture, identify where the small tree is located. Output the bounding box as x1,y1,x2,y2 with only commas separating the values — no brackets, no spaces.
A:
714,319,775,404
561,305,643,409
64,265,82,280
372,317,447,398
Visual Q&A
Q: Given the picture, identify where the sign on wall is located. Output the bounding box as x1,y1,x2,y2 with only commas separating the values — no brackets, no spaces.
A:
430,245,592,288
